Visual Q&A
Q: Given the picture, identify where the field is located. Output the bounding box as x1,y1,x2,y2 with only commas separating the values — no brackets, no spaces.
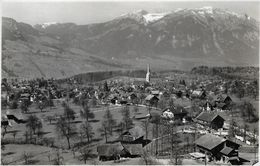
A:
1,100,162,165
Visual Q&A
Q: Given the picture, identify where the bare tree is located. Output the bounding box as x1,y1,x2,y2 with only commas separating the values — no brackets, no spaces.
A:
121,106,133,130
142,119,150,140
79,147,92,164
12,131,17,141
103,107,116,135
26,115,42,135
22,152,32,165
99,121,109,143
243,123,249,143
62,102,76,123
53,149,64,165
55,116,76,149
80,121,94,143
37,100,46,112
20,100,29,113
80,100,94,123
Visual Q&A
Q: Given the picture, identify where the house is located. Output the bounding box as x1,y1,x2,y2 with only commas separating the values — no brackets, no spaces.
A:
160,91,170,99
118,126,145,143
145,95,159,107
195,112,225,130
161,106,188,122
121,143,143,157
195,134,248,164
97,142,146,161
97,142,124,161
191,90,206,99
201,101,214,111
19,93,31,103
151,90,160,96
128,92,137,102
215,94,232,105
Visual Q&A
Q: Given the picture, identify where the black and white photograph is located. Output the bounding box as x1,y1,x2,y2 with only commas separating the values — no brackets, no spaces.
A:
1,0,259,165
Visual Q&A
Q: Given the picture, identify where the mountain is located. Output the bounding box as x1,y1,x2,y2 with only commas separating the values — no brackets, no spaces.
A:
2,7,259,79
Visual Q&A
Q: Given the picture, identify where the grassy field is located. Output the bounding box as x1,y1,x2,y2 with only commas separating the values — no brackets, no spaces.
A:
1,100,163,164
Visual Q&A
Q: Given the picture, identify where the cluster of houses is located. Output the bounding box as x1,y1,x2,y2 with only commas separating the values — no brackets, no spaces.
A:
1,78,66,107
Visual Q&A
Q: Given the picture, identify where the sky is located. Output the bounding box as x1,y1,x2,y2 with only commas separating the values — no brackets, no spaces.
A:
2,1,260,25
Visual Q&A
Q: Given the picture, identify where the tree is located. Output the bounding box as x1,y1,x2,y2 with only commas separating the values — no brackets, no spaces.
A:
37,100,46,112
103,81,109,92
89,97,97,108
46,115,54,124
62,102,76,123
20,100,29,113
228,119,237,139
26,115,41,135
151,114,161,156
121,106,133,130
1,118,8,133
56,116,76,149
80,100,94,123
142,119,150,139
80,121,94,143
22,152,32,164
243,123,249,143
13,131,17,141
168,98,175,109
103,107,116,135
141,150,158,165
158,97,167,110
79,147,92,164
53,149,64,165
99,121,109,143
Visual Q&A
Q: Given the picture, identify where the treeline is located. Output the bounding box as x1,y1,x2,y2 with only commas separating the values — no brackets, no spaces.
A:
191,66,259,80
58,70,147,84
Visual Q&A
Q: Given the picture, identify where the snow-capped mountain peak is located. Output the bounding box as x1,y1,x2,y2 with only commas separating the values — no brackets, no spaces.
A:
143,12,170,23
193,6,213,15
38,22,58,29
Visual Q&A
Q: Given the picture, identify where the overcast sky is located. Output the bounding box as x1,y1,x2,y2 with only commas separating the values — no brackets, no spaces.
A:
2,1,260,25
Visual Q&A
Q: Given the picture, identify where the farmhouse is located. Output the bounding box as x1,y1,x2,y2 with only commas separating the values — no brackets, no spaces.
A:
97,142,124,161
191,89,206,99
145,94,159,107
215,94,232,105
161,106,188,122
121,143,143,157
118,126,145,143
195,134,248,164
195,112,225,130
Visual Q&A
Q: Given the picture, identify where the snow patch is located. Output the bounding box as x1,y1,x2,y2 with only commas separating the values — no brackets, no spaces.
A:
193,6,213,15
143,12,170,23
174,8,184,13
39,22,58,28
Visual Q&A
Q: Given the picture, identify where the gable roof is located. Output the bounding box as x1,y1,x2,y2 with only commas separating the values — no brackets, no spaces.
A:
128,126,145,139
151,90,160,95
195,134,226,150
97,142,124,156
145,94,158,101
196,112,225,123
163,106,188,115
122,143,143,156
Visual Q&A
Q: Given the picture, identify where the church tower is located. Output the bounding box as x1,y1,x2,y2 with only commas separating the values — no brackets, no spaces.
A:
146,64,150,83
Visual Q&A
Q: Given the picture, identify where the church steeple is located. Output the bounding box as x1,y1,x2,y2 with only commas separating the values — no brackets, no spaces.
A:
146,64,150,83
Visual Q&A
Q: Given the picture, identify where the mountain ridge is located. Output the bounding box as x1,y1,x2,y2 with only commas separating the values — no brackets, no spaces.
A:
2,7,259,79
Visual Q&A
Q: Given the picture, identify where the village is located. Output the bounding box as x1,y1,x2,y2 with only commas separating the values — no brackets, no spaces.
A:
1,65,259,165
